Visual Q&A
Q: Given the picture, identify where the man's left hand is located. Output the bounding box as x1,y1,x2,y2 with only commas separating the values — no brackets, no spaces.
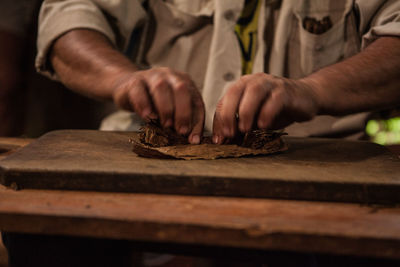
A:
212,73,320,144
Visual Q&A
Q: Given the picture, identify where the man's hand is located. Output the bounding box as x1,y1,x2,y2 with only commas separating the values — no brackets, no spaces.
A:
212,73,319,144
213,37,400,143
112,67,204,143
50,29,204,144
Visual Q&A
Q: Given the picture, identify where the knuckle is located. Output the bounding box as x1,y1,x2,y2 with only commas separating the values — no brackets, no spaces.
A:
130,72,144,82
246,84,260,94
240,74,251,81
274,77,288,89
258,72,270,79
215,99,224,112
227,84,242,96
270,91,283,105
238,76,248,85
173,81,189,93
152,78,169,89
160,67,173,74
127,87,139,100
133,74,147,84
175,71,190,79
154,66,165,72
220,112,232,125
256,72,265,77
272,87,285,101
128,79,141,88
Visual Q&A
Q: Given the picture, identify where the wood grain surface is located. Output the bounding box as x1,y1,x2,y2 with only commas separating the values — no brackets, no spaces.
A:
0,137,34,160
1,130,399,204
0,185,399,259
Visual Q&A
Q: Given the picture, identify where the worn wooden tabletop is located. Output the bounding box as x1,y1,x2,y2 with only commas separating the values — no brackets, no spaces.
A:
1,184,400,259
0,135,400,260
1,130,400,204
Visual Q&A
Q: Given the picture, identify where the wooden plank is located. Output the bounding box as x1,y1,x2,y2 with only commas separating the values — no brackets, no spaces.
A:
0,137,34,160
1,130,399,204
0,185,399,259
387,145,400,159
0,137,34,148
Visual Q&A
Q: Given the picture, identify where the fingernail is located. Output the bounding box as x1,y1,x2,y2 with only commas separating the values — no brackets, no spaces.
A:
191,134,200,144
179,126,189,135
164,119,173,128
213,135,219,144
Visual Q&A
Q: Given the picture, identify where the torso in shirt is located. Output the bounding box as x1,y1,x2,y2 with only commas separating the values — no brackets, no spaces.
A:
128,0,364,137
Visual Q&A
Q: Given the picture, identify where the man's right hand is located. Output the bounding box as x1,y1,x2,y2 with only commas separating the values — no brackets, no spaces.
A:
112,67,205,144
50,29,204,144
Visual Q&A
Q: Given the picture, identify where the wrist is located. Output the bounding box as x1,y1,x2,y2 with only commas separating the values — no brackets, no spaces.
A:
297,75,327,116
98,62,139,103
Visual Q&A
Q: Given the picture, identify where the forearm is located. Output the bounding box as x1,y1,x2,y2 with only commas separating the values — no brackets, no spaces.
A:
50,29,138,101
50,29,205,142
213,37,400,140
303,37,400,116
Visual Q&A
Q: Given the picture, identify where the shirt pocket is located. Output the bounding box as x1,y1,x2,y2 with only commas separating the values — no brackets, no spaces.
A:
287,0,354,78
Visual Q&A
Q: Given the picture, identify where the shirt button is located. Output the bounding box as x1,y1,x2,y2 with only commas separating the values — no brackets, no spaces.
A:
223,72,235,81
224,10,235,21
315,44,324,52
174,18,185,28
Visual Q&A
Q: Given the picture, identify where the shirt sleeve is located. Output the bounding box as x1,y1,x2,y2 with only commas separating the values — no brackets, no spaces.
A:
356,0,400,49
36,0,147,79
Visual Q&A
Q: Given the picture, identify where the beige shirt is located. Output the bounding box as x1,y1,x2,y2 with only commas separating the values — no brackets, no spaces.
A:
36,0,400,137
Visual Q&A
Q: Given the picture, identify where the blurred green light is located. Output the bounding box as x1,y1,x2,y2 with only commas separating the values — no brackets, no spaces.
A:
366,117,400,145
387,117,400,132
394,132,400,143
366,120,380,136
374,132,387,145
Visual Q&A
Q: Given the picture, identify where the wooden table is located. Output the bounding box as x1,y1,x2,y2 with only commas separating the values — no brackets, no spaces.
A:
0,136,400,261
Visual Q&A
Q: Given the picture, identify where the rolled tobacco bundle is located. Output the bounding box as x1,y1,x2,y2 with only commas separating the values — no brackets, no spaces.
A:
130,120,287,160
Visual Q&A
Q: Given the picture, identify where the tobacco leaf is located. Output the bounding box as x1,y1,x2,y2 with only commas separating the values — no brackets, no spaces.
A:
130,121,287,160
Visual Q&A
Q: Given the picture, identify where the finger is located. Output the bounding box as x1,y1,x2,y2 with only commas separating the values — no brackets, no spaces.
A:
188,91,205,144
127,78,156,120
148,76,175,128
257,89,285,129
237,81,270,132
212,100,234,144
212,106,225,144
217,81,245,138
168,75,193,135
